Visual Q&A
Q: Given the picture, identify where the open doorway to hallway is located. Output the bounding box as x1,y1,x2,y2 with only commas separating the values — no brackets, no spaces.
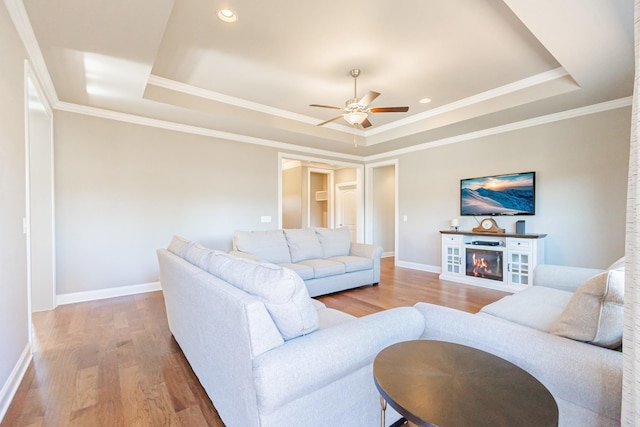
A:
279,154,364,242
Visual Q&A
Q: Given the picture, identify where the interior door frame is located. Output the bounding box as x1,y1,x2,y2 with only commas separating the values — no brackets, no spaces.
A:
24,61,56,319
278,152,364,241
365,159,398,260
306,168,334,228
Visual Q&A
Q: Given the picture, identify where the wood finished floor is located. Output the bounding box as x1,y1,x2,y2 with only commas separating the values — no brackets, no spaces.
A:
2,257,509,427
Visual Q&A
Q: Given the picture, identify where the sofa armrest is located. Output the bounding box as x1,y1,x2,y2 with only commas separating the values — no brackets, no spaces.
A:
350,243,383,283
533,264,604,292
349,242,383,260
252,306,424,413
415,302,622,424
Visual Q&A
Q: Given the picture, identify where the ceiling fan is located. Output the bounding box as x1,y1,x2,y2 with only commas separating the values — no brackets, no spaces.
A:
310,69,409,128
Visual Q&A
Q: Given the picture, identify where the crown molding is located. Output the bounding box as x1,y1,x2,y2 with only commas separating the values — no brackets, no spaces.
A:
56,96,631,164
363,96,632,162
55,101,365,161
366,67,571,136
5,0,58,107
149,69,570,140
147,75,367,135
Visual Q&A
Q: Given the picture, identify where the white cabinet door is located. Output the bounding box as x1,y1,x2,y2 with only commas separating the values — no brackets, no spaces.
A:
442,235,463,276
507,239,533,286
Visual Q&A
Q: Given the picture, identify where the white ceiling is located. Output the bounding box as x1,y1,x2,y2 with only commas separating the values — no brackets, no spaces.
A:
15,0,634,157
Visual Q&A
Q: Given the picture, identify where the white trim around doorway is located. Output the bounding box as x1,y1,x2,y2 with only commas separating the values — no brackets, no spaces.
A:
365,159,399,262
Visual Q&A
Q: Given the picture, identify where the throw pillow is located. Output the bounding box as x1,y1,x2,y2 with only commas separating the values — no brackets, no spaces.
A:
167,235,193,257
315,227,351,258
284,228,323,263
550,270,624,349
207,253,318,340
233,229,292,264
607,256,625,272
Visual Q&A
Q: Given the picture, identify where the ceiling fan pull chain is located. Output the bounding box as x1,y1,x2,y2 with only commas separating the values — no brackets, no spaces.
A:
353,125,358,148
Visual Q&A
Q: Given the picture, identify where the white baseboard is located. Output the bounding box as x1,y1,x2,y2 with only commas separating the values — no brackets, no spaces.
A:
0,343,32,423
395,260,441,274
57,281,162,306
382,251,395,258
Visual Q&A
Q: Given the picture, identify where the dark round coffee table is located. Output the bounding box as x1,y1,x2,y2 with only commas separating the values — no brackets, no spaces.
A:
373,340,558,427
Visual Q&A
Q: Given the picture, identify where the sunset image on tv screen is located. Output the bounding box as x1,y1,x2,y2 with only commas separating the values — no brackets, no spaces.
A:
461,172,535,216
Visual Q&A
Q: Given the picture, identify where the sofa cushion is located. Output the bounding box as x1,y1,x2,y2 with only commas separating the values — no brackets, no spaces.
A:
279,263,315,280
234,230,292,264
183,243,217,269
550,270,624,349
298,259,346,279
207,253,318,340
315,227,351,258
284,228,323,262
327,256,373,273
167,235,193,257
479,286,574,332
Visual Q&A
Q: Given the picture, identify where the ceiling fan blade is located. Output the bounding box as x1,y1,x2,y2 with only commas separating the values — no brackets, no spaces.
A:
361,117,372,128
316,115,345,126
358,91,380,107
369,106,409,113
309,104,343,110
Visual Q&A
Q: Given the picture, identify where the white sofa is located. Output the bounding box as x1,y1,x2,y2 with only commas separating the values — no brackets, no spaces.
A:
157,236,424,427
230,227,383,297
415,261,624,427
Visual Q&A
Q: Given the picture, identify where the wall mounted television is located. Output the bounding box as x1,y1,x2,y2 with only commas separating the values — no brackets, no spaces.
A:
460,171,535,216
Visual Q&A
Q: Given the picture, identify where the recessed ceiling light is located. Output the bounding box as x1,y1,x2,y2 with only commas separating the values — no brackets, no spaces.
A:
217,8,237,23
419,98,431,104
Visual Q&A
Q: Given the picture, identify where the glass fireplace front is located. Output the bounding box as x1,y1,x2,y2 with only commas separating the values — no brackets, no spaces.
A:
466,248,503,282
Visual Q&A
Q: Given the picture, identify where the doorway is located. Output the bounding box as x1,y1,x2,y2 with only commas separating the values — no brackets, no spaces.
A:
365,160,397,258
279,154,364,241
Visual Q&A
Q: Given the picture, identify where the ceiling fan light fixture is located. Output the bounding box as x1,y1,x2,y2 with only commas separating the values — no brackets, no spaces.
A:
217,8,237,22
344,111,368,125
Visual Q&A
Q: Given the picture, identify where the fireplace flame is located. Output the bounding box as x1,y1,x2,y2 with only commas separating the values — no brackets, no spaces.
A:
472,253,494,277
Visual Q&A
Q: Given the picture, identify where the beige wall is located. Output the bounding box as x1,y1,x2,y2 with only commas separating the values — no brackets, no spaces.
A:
393,107,631,269
54,111,283,294
53,106,630,299
0,0,30,414
372,165,395,253
335,167,357,183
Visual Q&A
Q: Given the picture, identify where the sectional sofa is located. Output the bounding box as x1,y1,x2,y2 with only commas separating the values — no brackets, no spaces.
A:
158,236,423,427
230,227,383,296
416,261,624,427
158,236,623,427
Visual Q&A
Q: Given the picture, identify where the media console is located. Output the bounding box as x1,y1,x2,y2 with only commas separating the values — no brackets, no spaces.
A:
440,230,546,292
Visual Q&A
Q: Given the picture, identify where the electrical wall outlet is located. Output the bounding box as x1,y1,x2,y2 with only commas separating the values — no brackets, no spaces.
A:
261,216,272,223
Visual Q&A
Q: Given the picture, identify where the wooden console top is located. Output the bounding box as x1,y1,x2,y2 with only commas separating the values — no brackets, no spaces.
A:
440,230,547,239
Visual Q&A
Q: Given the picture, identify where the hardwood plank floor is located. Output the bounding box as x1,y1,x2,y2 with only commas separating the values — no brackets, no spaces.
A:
2,258,509,427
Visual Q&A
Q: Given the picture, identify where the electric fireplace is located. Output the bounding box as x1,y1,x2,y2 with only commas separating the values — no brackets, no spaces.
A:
466,248,503,282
